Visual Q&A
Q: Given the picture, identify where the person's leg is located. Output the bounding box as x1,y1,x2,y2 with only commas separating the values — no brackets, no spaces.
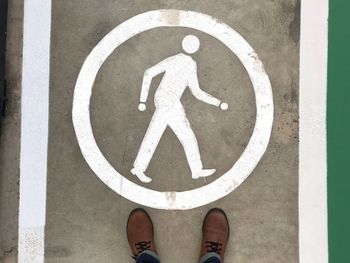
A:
168,108,215,179
198,208,230,263
127,208,161,262
132,110,167,182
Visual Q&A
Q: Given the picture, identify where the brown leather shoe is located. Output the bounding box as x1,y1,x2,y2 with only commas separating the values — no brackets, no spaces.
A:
127,208,156,260
200,208,230,262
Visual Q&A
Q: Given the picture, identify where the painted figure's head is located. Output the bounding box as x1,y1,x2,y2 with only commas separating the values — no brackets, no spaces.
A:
182,35,200,54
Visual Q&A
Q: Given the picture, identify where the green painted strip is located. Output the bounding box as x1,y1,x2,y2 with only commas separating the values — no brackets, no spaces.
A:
328,0,350,262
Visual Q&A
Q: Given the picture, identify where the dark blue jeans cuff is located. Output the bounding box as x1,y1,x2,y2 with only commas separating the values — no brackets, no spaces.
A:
198,252,222,263
135,250,222,263
136,250,161,263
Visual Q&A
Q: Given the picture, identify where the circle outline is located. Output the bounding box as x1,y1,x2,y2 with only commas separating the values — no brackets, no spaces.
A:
72,10,274,210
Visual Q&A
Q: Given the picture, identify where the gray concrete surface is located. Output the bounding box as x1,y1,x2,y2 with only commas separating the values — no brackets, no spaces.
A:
0,0,23,262
44,0,300,262
0,0,300,262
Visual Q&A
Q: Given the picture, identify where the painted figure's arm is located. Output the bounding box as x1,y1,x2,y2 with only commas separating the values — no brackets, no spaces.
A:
188,64,221,107
139,61,166,103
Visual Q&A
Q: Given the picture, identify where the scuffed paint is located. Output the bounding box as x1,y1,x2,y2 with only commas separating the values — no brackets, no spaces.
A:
18,227,44,263
163,9,180,25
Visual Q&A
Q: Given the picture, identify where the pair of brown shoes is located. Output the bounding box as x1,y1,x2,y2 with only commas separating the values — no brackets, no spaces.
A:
127,208,230,262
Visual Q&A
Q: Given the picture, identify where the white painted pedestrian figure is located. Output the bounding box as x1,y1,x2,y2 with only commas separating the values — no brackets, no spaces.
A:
131,35,229,183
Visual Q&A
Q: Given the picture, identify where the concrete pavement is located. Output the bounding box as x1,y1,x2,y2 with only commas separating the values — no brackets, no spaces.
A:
0,0,300,262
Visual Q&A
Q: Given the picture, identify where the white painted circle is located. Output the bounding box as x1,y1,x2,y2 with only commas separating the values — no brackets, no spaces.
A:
72,10,274,210
220,103,228,111
138,103,146,112
182,34,200,54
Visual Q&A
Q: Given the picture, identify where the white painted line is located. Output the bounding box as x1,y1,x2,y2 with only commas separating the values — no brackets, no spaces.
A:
299,0,329,262
72,10,274,210
18,0,51,262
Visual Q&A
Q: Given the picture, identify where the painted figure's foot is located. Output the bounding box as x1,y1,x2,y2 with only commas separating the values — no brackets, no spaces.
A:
192,169,216,179
200,208,230,262
131,168,152,183
127,208,156,260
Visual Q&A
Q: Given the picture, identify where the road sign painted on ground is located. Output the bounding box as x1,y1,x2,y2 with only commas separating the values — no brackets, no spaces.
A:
17,1,330,262
72,10,274,210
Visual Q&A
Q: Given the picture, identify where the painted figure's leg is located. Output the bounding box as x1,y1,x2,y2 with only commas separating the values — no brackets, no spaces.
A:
168,111,216,179
132,110,167,183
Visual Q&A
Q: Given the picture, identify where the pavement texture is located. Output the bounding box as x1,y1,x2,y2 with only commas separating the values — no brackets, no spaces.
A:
0,0,23,262
1,0,300,262
46,0,300,262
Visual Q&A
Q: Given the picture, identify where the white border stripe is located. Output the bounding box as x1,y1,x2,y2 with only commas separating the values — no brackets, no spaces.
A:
299,0,329,262
18,0,51,262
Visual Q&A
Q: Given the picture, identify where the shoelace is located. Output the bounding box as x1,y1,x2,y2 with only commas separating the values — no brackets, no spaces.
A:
205,241,222,254
132,240,151,260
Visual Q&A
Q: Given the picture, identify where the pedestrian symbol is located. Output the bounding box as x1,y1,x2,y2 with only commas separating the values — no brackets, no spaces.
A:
72,10,273,209
132,35,228,183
